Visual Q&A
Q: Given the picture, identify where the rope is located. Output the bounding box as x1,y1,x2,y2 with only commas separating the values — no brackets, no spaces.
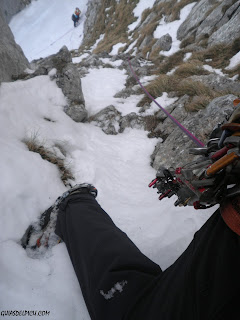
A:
128,57,204,147
29,27,75,59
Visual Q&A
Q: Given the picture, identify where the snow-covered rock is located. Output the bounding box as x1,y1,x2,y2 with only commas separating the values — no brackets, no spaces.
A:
119,112,145,133
32,46,87,122
89,105,122,135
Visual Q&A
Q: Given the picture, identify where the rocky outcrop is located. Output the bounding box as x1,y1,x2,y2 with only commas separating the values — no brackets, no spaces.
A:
0,9,29,83
0,0,31,23
151,33,172,52
89,105,122,135
31,46,87,122
208,2,240,47
177,0,215,41
58,63,87,122
189,74,240,95
151,95,236,170
138,12,158,31
89,106,146,135
139,35,154,50
32,45,72,73
119,112,145,133
195,0,237,41
177,0,240,47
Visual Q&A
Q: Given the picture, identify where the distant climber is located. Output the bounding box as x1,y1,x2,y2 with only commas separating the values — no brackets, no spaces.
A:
72,7,81,27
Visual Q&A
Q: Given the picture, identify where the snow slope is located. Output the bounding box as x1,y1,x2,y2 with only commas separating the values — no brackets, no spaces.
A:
0,72,214,320
1,1,235,319
9,0,88,61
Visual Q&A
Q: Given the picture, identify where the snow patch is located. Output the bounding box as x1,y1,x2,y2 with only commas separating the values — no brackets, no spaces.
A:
183,52,192,62
81,68,127,115
72,53,89,64
143,93,178,116
91,34,105,51
48,68,57,77
110,42,126,55
203,65,225,76
100,58,123,67
226,51,240,70
154,2,196,56
128,0,155,31
125,39,138,53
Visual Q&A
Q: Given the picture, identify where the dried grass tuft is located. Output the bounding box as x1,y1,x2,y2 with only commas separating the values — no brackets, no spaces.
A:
23,134,74,186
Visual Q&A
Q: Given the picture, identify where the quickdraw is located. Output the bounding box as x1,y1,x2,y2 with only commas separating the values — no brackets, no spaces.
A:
148,118,240,209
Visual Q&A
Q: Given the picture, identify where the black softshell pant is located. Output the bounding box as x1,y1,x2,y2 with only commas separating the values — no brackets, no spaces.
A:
55,194,240,320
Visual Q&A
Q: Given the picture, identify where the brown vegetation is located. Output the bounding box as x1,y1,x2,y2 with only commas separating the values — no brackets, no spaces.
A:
190,39,240,69
155,51,185,74
143,115,162,138
93,0,139,54
23,135,74,185
173,61,209,78
185,95,212,112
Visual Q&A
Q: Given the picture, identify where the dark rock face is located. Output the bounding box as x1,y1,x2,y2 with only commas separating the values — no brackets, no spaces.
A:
0,0,31,23
64,104,87,123
0,9,29,83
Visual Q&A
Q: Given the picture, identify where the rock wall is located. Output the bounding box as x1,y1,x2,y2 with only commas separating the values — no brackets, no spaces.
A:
0,9,29,83
82,0,240,55
177,0,240,47
0,0,31,23
83,0,102,44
